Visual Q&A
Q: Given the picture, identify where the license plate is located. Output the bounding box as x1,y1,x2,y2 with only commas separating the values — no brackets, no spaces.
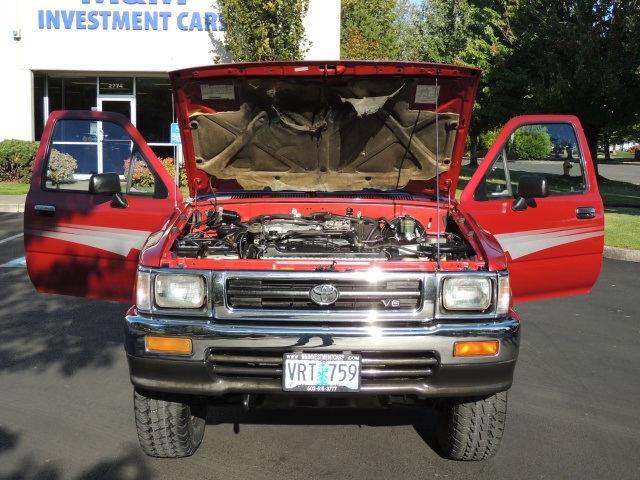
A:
282,353,361,392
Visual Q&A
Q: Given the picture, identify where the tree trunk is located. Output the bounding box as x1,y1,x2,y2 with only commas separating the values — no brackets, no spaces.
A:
582,124,601,179
603,134,611,162
469,133,479,167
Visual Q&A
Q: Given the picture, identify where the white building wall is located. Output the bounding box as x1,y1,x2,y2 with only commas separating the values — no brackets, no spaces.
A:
1,1,36,141
0,0,341,142
304,0,341,61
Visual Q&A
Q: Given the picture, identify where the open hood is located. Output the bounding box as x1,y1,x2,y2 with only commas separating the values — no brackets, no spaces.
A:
170,61,480,198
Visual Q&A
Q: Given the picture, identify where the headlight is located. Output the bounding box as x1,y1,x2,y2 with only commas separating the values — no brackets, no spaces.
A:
155,274,206,309
136,271,151,311
442,277,491,311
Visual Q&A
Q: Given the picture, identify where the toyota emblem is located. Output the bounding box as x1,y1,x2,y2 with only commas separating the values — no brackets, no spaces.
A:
309,284,339,306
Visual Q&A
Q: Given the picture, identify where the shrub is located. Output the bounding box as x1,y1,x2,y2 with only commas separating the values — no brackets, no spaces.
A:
159,157,188,187
479,128,502,152
123,157,188,188
511,126,551,160
123,158,154,188
48,149,78,185
0,139,40,183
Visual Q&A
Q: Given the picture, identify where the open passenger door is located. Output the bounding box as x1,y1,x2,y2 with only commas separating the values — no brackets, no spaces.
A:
460,115,604,303
24,111,181,302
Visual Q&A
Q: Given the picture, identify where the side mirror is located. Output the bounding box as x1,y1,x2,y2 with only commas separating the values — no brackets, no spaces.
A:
89,173,128,209
512,175,548,212
89,173,122,195
517,175,549,198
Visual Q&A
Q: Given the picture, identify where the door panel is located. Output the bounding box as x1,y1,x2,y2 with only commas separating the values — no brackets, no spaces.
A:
460,115,604,303
24,110,181,302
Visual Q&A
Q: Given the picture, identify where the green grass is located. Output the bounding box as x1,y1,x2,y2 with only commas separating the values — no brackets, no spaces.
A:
0,182,189,196
597,151,638,163
2,170,639,249
457,165,640,207
597,177,640,208
0,182,29,195
456,165,640,250
605,210,640,250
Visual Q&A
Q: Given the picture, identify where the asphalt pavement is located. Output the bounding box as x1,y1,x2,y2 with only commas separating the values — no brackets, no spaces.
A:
0,212,638,479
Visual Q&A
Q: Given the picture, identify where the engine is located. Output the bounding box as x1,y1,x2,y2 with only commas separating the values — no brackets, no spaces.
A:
171,208,471,261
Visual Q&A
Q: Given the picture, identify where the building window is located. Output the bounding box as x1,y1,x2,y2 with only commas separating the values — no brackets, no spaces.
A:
33,75,178,163
136,77,174,145
48,76,97,112
33,74,46,141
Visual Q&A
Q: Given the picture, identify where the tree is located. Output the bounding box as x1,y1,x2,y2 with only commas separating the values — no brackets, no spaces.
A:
495,1,640,175
394,0,422,60
410,0,640,176
215,0,310,62
412,0,513,164
341,0,402,59
601,120,640,159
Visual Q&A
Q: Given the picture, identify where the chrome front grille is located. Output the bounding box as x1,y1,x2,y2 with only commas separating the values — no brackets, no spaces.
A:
226,277,422,311
208,350,439,381
212,271,436,326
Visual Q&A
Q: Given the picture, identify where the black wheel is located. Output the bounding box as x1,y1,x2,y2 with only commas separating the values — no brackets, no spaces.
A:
134,388,207,458
436,391,507,461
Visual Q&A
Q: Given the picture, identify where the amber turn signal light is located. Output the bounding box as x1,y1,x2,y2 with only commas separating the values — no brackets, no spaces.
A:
145,336,193,355
453,340,499,357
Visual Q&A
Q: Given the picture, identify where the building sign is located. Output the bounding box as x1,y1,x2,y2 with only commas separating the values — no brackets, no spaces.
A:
99,77,134,94
37,0,224,32
170,123,181,145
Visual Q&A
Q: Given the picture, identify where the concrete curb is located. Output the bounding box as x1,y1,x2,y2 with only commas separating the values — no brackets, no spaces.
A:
0,195,26,213
0,203,24,213
603,246,640,263
1,196,638,262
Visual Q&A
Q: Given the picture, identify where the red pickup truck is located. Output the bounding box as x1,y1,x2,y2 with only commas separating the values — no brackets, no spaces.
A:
24,61,604,461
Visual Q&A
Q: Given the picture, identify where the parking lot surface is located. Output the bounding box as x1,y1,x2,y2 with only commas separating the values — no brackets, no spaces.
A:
0,213,638,479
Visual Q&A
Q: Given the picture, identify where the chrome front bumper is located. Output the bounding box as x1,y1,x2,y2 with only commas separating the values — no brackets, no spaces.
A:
124,312,520,398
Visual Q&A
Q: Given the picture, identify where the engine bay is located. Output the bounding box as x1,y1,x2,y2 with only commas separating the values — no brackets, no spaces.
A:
172,205,472,262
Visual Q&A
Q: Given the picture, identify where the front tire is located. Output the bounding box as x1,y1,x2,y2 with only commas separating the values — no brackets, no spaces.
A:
436,391,507,461
134,388,207,458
